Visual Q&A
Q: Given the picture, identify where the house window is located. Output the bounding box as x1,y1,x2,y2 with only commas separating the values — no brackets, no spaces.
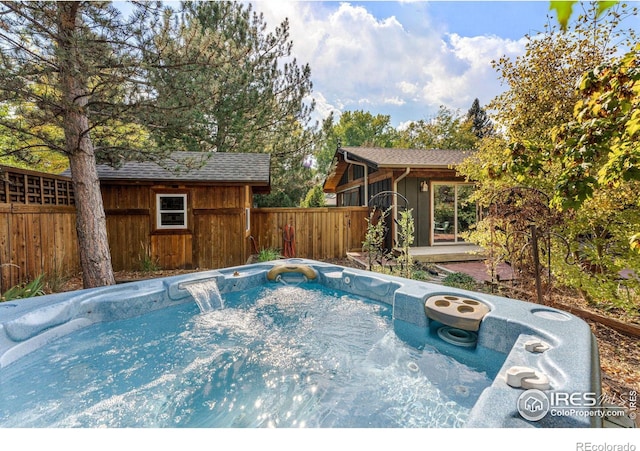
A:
339,188,360,207
352,164,364,180
156,193,187,229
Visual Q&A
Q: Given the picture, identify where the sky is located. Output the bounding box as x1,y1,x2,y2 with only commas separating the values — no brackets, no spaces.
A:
249,1,639,127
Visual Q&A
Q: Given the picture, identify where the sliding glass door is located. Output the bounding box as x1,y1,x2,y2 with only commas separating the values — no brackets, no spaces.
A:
432,183,476,244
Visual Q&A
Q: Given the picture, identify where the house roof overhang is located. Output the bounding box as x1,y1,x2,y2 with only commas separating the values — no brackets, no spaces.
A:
323,146,474,192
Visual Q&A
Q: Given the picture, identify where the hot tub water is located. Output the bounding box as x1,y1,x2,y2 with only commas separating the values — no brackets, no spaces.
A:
0,284,499,428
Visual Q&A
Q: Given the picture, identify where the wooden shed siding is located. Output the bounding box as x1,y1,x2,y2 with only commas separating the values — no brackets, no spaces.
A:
151,232,193,269
106,213,150,271
193,209,245,269
101,184,251,271
102,184,151,210
191,186,244,209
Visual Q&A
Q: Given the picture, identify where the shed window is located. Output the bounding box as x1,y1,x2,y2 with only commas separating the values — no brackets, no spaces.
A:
156,194,187,229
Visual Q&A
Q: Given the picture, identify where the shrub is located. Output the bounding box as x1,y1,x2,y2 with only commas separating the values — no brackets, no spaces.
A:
258,248,281,262
395,209,415,279
442,272,478,291
139,242,161,272
300,184,326,208
1,274,46,302
362,206,391,270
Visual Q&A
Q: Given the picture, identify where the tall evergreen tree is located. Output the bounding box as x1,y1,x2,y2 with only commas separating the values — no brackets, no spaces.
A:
156,2,319,207
0,1,158,287
0,1,318,285
152,2,316,155
466,98,494,139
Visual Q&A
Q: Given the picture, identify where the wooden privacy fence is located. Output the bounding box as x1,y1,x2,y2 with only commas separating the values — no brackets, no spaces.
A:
104,205,369,272
250,207,370,260
0,164,370,291
0,166,79,292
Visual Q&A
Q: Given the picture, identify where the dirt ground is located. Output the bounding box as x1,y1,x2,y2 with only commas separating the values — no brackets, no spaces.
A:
58,259,639,423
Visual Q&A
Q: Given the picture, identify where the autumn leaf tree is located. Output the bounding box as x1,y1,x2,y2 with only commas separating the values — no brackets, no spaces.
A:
458,3,639,311
550,46,640,210
395,105,478,151
535,45,640,308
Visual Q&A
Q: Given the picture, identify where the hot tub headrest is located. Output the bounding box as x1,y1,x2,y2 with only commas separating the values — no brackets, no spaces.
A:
267,264,318,281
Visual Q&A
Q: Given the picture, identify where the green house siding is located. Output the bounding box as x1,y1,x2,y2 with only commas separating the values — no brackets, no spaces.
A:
398,178,431,247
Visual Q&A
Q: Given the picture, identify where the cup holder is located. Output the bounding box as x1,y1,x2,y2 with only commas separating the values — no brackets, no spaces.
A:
457,305,475,314
425,294,490,331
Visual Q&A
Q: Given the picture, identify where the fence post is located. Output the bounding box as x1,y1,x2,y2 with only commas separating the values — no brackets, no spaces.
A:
530,224,543,304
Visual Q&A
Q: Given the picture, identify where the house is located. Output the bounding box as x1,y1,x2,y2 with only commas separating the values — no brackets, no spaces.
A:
71,151,270,271
323,146,477,252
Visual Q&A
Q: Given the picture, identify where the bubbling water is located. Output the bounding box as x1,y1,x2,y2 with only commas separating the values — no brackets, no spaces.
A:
0,285,500,428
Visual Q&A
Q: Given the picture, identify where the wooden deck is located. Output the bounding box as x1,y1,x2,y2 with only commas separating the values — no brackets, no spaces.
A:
409,244,486,263
347,244,486,267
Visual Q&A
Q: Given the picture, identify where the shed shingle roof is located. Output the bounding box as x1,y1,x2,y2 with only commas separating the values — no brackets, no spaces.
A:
340,146,474,168
87,151,270,184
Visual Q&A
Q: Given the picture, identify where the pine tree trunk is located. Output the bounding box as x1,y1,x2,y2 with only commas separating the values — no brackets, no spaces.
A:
58,2,115,288
68,152,115,288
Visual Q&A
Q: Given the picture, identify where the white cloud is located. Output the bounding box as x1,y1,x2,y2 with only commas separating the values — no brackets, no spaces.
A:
383,96,405,106
253,1,527,126
305,91,342,125
396,119,415,131
418,33,526,112
397,81,419,97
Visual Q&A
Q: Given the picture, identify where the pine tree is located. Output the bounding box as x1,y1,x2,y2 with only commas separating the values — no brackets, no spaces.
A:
466,98,494,139
151,2,316,154
0,1,318,285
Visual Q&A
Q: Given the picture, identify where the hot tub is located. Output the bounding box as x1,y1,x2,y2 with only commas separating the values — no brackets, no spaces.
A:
0,259,601,428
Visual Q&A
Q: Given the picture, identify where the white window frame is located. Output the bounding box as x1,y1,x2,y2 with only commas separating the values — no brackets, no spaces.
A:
431,182,476,245
156,193,188,230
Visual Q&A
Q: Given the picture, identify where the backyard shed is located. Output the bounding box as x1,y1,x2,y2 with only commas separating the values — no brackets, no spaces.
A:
323,146,476,249
90,151,270,271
